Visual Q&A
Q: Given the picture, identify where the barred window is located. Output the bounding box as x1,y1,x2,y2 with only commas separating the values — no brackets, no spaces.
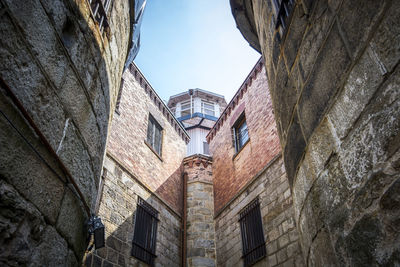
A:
131,197,159,266
239,198,266,266
88,0,113,33
272,0,295,39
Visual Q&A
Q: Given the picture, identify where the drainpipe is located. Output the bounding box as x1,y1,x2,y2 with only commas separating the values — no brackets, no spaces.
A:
189,89,194,118
182,171,188,267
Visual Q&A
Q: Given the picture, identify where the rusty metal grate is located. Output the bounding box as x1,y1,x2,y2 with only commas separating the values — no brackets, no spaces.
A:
131,197,158,266
88,0,112,33
239,198,266,266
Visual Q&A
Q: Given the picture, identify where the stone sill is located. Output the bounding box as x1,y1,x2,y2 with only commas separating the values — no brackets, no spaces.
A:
144,140,163,162
232,138,250,161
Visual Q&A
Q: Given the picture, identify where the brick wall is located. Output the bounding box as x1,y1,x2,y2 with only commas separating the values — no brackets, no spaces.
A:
209,62,281,214
107,64,188,214
86,155,182,267
215,156,304,267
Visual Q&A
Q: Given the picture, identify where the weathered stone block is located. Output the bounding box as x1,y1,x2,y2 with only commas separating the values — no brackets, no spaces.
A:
328,48,384,140
338,0,384,56
284,111,306,186
298,22,351,140
56,190,88,259
369,0,400,73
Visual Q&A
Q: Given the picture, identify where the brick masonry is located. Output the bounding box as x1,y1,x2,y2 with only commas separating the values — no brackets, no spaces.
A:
86,155,182,267
183,155,216,267
215,156,304,267
208,61,281,214
0,0,131,265
232,0,400,265
107,63,188,214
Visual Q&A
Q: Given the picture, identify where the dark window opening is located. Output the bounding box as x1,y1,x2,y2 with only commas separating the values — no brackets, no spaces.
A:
89,0,113,33
273,0,295,40
239,198,266,266
146,114,163,156
233,113,249,153
132,197,158,266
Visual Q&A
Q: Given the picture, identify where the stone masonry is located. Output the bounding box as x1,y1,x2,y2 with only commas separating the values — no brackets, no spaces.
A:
231,0,400,265
0,0,133,265
215,156,304,267
85,155,182,267
184,155,216,267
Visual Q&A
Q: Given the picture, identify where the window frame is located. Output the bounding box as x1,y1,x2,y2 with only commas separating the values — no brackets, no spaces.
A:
232,113,250,154
239,197,266,267
146,114,163,157
180,99,194,117
201,100,215,117
131,197,159,266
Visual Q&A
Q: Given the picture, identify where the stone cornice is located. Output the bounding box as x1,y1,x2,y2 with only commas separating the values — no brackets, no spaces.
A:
128,63,190,144
207,57,264,142
183,154,213,169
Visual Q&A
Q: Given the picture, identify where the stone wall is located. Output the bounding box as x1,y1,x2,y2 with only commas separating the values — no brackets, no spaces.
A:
107,63,188,213
86,155,182,267
208,61,281,214
0,0,132,265
184,155,216,267
215,156,304,267
232,0,400,265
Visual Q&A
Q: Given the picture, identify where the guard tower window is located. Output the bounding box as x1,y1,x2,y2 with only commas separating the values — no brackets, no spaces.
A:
132,197,159,265
201,100,215,116
89,0,113,33
239,198,266,266
146,114,163,156
181,100,194,117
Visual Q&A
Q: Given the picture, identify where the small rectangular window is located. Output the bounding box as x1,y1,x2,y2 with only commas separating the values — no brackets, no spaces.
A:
273,0,295,39
233,113,249,152
203,141,210,155
239,198,266,267
201,100,215,116
89,0,113,33
132,197,158,266
147,114,163,156
181,100,194,117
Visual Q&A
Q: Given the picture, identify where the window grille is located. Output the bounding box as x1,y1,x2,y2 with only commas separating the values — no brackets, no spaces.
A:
131,197,159,266
239,198,266,267
88,0,113,33
273,0,295,38
147,114,163,156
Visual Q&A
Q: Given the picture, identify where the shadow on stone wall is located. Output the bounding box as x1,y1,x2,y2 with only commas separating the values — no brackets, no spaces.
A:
0,0,117,265
85,159,183,267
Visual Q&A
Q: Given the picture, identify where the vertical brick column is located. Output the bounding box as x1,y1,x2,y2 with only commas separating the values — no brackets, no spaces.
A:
183,155,216,267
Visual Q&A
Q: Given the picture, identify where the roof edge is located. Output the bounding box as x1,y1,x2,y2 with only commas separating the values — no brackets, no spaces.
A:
230,0,261,53
128,62,190,143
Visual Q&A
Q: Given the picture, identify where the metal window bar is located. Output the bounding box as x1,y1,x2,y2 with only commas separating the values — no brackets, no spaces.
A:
88,0,111,33
274,0,295,32
132,197,159,266
239,198,266,266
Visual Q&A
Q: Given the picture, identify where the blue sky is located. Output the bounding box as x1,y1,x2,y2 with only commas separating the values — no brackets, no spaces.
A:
134,0,261,103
